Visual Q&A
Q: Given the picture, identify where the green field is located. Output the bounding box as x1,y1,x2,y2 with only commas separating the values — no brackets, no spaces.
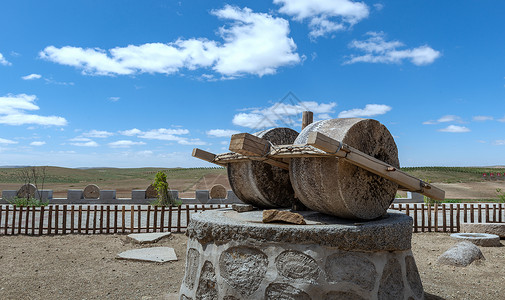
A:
401,166,505,183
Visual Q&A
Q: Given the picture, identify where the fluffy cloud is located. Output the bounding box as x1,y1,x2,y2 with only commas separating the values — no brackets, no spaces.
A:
207,129,240,137
233,101,336,129
423,115,462,125
274,0,369,38
82,130,114,138
119,128,205,145
338,104,391,118
0,94,67,126
498,116,505,122
30,141,46,146
108,140,146,148
40,6,300,78
22,74,42,80
108,97,120,102
0,52,10,66
70,141,99,147
0,138,17,144
493,140,505,145
472,115,493,122
438,125,470,133
345,32,441,66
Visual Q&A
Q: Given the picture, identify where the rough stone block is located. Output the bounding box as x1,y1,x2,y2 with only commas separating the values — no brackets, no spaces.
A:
461,222,505,238
232,204,254,213
127,232,171,244
2,190,17,201
67,189,83,200
116,247,177,263
131,190,146,200
196,190,209,204
35,190,53,200
438,241,485,267
100,190,116,200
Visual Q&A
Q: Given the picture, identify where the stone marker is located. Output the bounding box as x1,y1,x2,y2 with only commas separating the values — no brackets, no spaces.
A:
290,118,399,220
462,222,505,238
232,204,254,213
17,183,37,198
83,184,100,199
450,232,501,247
127,232,171,244
437,241,485,267
99,190,116,200
67,189,83,200
117,247,177,263
263,209,306,225
210,184,227,199
145,184,157,199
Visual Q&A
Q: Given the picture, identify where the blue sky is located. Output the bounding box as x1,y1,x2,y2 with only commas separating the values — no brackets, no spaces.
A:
0,0,504,168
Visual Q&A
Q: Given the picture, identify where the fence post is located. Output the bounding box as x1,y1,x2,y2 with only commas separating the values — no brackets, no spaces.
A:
161,206,165,232
121,206,126,233
0,206,3,235
39,206,45,235
147,206,151,233
478,204,482,223
86,206,91,234
470,204,474,223
413,204,418,233
486,204,490,223
114,205,118,234
130,206,134,233
78,206,83,234
442,204,447,232
186,205,190,230
434,204,438,232
62,205,67,234
17,206,24,235
168,206,173,232
449,204,454,233
153,206,158,232
93,205,98,234
71,206,75,233
427,205,432,232
456,204,461,232
177,205,182,233
137,205,142,233
11,205,16,235
106,206,111,234
48,206,53,235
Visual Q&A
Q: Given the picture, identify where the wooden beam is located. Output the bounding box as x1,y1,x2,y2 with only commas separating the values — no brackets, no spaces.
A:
302,111,313,130
306,132,445,200
191,148,226,166
229,133,271,157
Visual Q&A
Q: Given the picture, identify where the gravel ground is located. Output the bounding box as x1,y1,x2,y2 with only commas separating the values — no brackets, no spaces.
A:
0,232,503,300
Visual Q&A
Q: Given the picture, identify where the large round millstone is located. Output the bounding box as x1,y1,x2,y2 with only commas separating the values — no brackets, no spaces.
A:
83,184,100,199
290,118,399,219
17,183,37,198
227,127,299,208
179,209,423,300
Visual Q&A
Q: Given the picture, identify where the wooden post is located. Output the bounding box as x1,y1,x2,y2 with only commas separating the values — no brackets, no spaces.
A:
302,111,313,130
130,206,134,233
48,206,53,235
100,206,104,234
168,206,173,232
449,204,454,233
500,204,503,223
147,206,151,233
78,206,82,234
93,205,97,234
421,205,425,232
177,205,182,233
39,206,45,235
70,206,75,233
470,204,474,223
153,206,158,232
86,206,91,234
161,206,166,232
413,204,418,233
54,205,59,234
62,205,67,234
121,206,126,233
186,205,190,230
0,206,3,234
106,206,111,234
486,204,490,223
456,205,461,232
137,205,141,233
17,206,23,235
434,204,438,232
478,204,482,223
442,204,447,232
427,205,432,232
4,206,9,235
114,205,118,234
464,204,468,223
31,205,36,235
11,205,16,235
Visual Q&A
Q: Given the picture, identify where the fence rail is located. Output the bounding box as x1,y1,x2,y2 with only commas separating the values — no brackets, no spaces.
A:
0,204,229,236
390,203,505,233
1,203,504,236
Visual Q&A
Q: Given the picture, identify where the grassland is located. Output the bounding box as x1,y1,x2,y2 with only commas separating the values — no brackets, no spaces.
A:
0,166,504,200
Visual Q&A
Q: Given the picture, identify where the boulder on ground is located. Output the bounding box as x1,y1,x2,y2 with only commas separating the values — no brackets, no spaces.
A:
462,223,505,238
437,241,485,267
450,232,501,247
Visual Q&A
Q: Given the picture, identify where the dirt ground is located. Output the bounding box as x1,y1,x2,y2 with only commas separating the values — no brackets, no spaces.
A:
0,232,503,300
434,181,505,199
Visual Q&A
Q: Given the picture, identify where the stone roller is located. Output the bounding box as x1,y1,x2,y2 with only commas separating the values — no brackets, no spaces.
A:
289,118,399,220
227,127,299,208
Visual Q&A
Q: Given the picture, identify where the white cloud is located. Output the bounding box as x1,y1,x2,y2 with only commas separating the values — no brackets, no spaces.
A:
338,104,391,118
70,141,99,147
493,140,505,145
472,115,493,122
30,141,46,146
233,101,337,129
373,3,384,11
178,139,207,146
138,128,189,141
22,74,42,80
0,94,67,126
498,116,505,122
345,32,441,66
438,125,470,133
274,0,369,38
108,140,146,148
0,52,11,66
0,138,17,144
40,6,300,78
69,137,92,142
108,97,120,102
423,115,462,125
82,130,114,138
119,128,142,136
207,129,240,137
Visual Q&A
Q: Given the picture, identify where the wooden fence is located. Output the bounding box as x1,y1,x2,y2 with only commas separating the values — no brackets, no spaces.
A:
0,204,229,236
1,203,504,236
390,203,505,233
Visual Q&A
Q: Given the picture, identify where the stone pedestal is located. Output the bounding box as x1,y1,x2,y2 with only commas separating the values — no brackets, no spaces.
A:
180,209,424,300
